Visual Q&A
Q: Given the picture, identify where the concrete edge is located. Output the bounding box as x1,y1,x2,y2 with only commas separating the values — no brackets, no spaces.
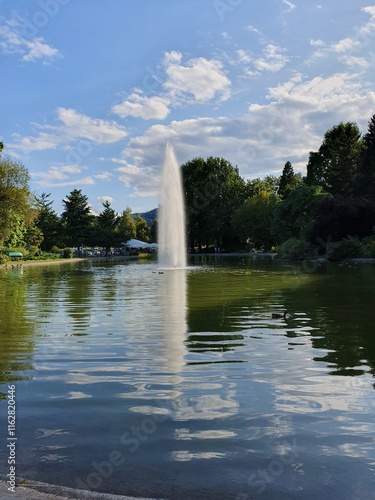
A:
0,478,164,500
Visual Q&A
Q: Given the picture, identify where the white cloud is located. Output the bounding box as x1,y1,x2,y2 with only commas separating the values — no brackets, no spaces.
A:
310,39,325,47
282,0,296,12
163,51,231,102
95,171,113,181
57,108,127,144
339,55,368,68
253,44,289,72
308,7,375,68
97,196,114,204
32,165,95,187
332,37,360,53
104,158,159,198
11,108,127,152
236,49,252,64
121,72,375,192
112,92,170,120
360,6,375,36
0,21,60,63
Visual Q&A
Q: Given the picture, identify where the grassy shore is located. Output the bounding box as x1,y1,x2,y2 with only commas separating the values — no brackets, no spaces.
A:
1,257,85,269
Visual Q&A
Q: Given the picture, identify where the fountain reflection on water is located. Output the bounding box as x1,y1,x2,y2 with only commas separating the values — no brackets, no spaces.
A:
157,143,188,371
158,143,187,268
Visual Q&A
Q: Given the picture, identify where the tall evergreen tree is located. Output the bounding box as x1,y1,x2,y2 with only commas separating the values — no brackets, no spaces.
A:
35,192,62,251
61,189,93,254
95,201,120,254
278,161,295,198
357,114,375,197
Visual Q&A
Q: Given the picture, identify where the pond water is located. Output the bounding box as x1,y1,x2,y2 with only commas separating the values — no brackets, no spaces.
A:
0,257,374,499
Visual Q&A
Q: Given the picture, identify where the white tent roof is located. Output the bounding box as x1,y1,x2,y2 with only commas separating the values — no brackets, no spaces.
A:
123,238,150,248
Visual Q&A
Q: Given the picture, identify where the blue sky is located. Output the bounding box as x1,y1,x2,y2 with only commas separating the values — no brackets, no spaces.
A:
1,0,375,215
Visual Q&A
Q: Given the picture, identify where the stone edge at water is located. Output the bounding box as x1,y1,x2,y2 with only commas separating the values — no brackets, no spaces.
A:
0,479,164,500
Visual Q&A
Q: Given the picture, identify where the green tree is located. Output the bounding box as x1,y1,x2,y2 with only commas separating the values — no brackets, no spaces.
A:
35,192,62,251
182,156,247,249
306,122,363,196
0,156,32,246
150,218,158,243
356,114,375,197
271,184,329,243
232,191,279,249
118,207,136,243
25,226,44,248
134,215,150,242
61,189,93,255
247,175,280,197
94,201,120,254
278,161,302,198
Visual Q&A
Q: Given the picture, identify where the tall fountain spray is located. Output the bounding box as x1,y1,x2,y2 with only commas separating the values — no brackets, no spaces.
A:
158,144,187,268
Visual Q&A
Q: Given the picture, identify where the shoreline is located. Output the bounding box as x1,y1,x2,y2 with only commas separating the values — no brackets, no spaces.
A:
2,254,375,271
0,478,162,500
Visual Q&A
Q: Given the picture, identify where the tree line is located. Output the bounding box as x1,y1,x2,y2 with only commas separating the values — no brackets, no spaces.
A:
1,113,375,261
0,152,156,259
181,114,375,259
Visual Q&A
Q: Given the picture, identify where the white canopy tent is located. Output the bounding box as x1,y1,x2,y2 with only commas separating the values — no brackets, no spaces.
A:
123,239,158,249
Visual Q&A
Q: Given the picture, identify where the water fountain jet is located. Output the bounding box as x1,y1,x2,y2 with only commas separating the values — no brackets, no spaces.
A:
158,144,186,268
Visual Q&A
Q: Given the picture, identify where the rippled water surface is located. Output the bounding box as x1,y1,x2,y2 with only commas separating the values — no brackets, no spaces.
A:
1,257,375,499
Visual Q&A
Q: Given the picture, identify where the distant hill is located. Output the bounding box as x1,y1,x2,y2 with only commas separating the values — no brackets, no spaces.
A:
133,208,157,227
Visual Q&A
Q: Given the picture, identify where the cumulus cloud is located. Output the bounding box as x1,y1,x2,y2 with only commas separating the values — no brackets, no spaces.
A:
0,20,60,63
97,195,114,204
104,158,159,198
308,7,375,68
163,51,231,102
32,165,95,187
121,72,375,191
112,92,170,120
11,108,127,152
253,44,289,72
95,171,113,181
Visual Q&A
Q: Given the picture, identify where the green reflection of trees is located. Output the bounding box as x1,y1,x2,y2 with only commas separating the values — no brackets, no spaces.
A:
186,258,375,379
0,264,75,386
0,270,34,385
284,263,375,378
62,267,95,334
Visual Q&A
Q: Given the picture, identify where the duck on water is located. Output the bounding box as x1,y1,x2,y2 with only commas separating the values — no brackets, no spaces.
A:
272,310,288,319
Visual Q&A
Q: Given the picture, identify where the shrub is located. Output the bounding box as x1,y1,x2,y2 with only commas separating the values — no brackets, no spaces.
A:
277,238,317,260
327,236,363,260
27,246,42,259
361,237,375,258
50,245,61,254
62,248,73,259
138,252,157,260
0,253,10,264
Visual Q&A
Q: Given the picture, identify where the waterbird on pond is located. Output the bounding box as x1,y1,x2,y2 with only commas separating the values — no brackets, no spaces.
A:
272,310,288,319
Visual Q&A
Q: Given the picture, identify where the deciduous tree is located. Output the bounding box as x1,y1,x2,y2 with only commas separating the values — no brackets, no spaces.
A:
306,122,363,196
0,155,32,245
182,156,247,249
